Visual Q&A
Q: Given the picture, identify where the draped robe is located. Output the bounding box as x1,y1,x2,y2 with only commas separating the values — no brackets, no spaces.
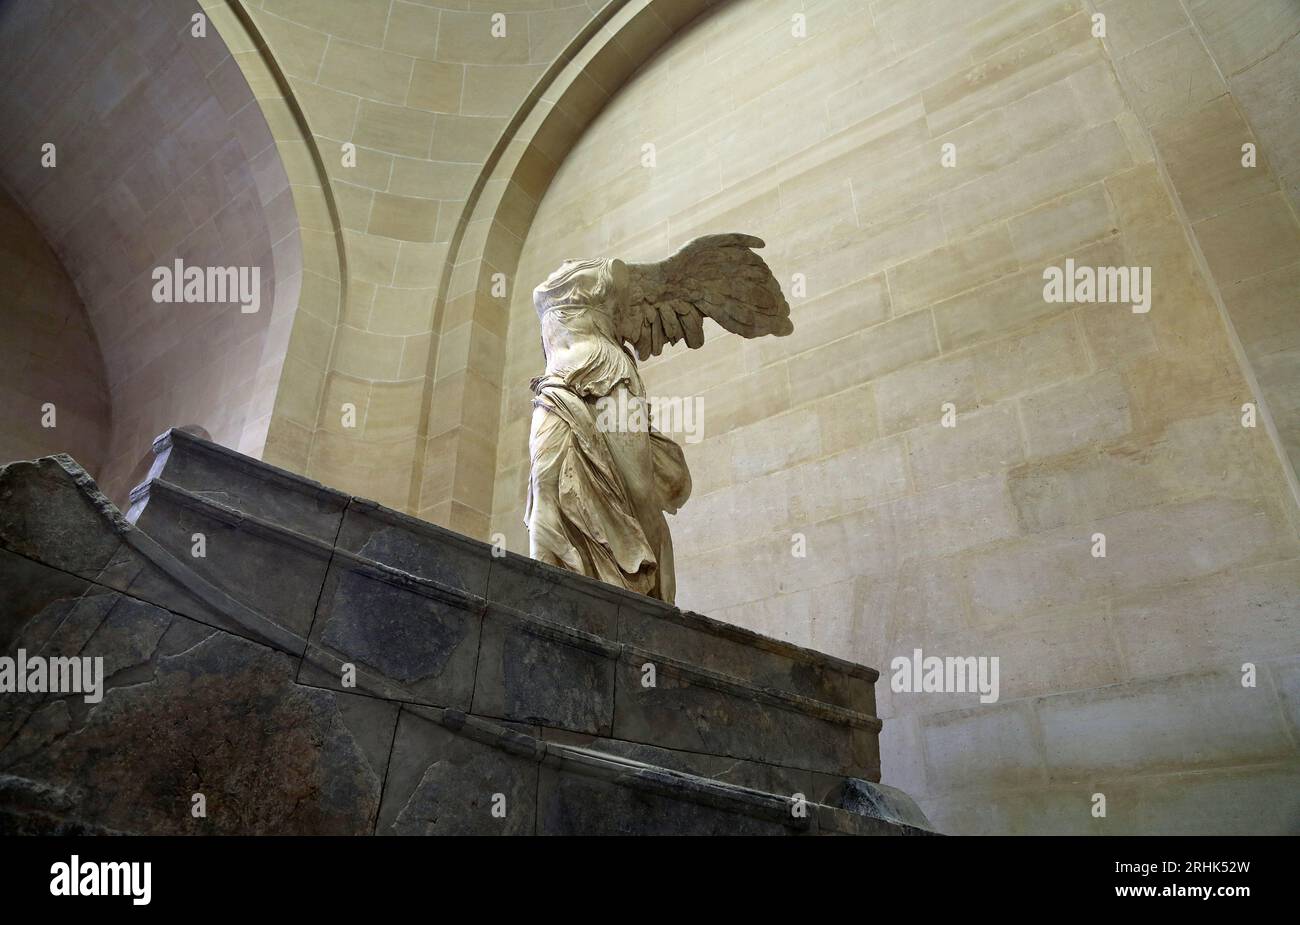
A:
525,299,691,602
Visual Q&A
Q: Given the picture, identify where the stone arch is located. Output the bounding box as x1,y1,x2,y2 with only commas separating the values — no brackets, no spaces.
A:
0,0,306,504
0,187,110,476
204,0,347,476
415,0,720,533
211,1,629,513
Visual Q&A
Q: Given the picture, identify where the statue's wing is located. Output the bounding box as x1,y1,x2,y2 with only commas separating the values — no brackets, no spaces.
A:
617,233,792,359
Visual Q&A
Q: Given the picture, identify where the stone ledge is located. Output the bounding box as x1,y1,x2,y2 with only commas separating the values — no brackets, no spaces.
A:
0,445,936,833
149,428,879,687
131,472,883,735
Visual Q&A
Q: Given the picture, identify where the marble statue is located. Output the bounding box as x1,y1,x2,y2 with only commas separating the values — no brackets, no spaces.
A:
526,233,792,603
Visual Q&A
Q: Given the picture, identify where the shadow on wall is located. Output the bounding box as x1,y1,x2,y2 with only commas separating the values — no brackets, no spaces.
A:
0,187,110,475
0,0,303,506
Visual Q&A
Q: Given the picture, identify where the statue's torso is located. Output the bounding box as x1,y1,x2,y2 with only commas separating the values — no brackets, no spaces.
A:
539,302,643,398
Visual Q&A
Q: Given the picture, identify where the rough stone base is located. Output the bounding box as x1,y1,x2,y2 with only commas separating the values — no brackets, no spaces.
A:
0,432,934,835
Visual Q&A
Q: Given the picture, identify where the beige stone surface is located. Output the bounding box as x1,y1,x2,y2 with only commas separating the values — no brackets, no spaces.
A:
0,0,301,503
490,0,1300,835
210,0,606,513
5,0,1298,836
0,189,111,474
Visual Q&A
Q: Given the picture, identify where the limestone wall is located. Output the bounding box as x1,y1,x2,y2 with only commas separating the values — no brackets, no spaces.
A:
1141,0,1300,495
217,0,603,522
0,0,302,504
0,189,110,476
493,0,1300,834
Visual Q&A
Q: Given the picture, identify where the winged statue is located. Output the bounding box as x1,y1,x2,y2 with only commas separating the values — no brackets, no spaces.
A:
525,233,792,603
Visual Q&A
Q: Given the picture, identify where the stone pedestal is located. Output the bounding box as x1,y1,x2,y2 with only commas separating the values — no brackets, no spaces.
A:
0,430,933,835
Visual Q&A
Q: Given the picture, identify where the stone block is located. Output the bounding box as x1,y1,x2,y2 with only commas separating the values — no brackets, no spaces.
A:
1194,192,1300,285
545,728,817,801
1187,0,1300,77
1037,670,1294,779
921,701,1044,791
888,474,1020,562
535,752,795,836
376,706,538,836
129,481,329,649
1113,28,1226,126
486,550,622,638
796,438,910,521
973,495,1291,620
612,651,879,779
1017,368,1131,458
788,310,939,405
1134,763,1300,835
888,225,1019,313
337,500,491,598
906,401,1024,490
0,457,125,580
302,558,482,709
1006,182,1117,266
470,608,617,735
1097,0,1188,59
1231,30,1300,180
140,428,348,544
1151,96,1277,222
2,600,397,835
937,121,1130,238
618,603,878,715
1111,559,1300,680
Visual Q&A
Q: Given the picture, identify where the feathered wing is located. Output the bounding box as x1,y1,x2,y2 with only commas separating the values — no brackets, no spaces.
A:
616,233,792,359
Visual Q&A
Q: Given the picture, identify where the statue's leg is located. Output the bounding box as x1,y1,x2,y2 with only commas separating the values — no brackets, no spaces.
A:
597,386,668,597
527,404,576,570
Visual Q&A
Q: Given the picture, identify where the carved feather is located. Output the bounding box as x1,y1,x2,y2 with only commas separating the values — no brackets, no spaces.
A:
618,233,792,358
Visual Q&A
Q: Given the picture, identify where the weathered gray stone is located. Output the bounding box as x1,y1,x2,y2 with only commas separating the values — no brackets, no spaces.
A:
536,756,797,836
138,429,349,544
471,608,616,734
1,597,397,835
487,551,621,636
303,559,482,709
0,545,98,658
377,706,538,835
0,550,112,747
835,777,934,829
543,727,817,799
0,457,125,579
128,481,330,651
0,445,914,836
620,601,877,714
612,651,880,778
94,538,300,655
338,500,491,597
